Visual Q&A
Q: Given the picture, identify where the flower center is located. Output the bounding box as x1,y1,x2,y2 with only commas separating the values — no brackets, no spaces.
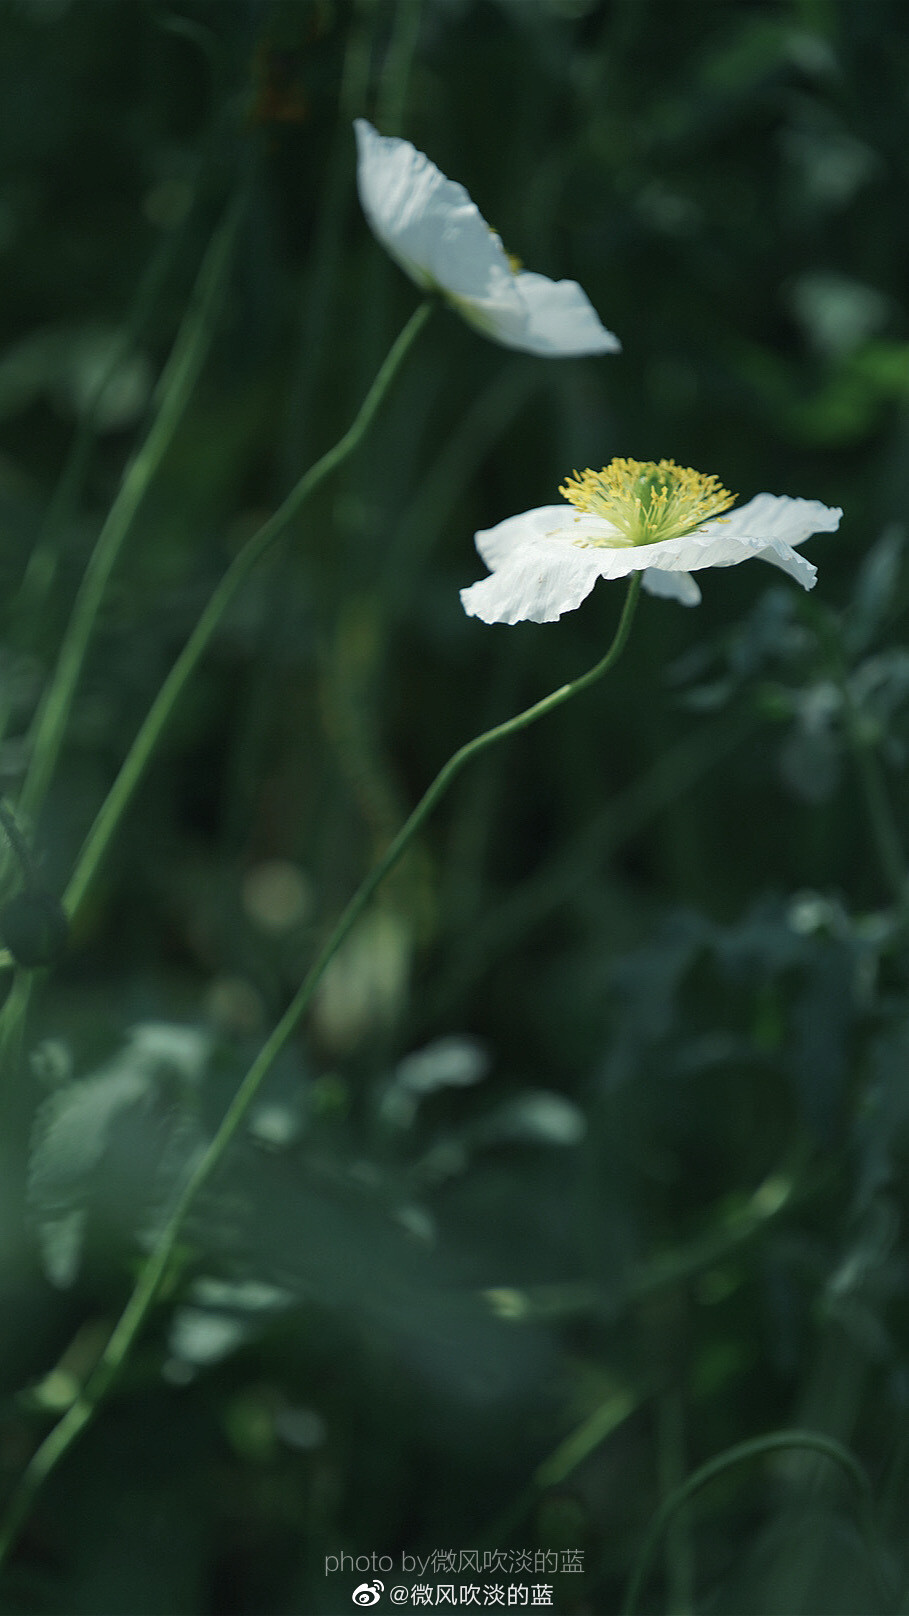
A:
559,458,736,547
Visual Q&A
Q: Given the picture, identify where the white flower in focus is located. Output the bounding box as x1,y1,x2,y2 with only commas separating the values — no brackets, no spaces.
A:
354,119,620,357
460,458,843,624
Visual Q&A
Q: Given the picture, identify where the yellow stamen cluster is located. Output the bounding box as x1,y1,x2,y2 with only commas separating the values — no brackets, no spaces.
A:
559,458,736,547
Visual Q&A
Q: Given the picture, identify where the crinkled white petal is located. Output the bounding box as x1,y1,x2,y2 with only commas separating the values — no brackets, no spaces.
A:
719,493,842,549
354,119,517,302
642,568,701,606
495,271,621,356
463,494,841,623
354,122,619,358
473,506,596,570
460,543,605,625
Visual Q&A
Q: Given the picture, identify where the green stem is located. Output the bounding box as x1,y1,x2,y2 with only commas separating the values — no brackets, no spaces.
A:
12,220,184,628
17,191,245,828
0,970,33,1083
0,800,39,892
63,299,433,923
0,1398,94,1570
621,1428,887,1616
847,718,909,910
0,574,641,1567
656,1389,694,1616
375,0,424,136
811,604,909,911
0,302,431,1088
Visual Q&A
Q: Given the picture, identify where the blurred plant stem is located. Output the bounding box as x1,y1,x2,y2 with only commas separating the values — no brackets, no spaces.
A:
375,0,423,136
620,1429,885,1616
481,1160,804,1328
279,0,377,475
0,573,642,1568
17,191,246,830
0,191,245,1084
0,972,32,1088
426,709,746,1023
478,1164,811,1560
11,219,187,631
62,298,433,925
218,0,384,850
657,1388,694,1616
845,706,909,908
0,288,430,1080
811,602,909,911
478,1378,645,1552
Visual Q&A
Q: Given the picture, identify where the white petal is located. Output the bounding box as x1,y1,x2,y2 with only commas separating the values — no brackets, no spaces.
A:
642,568,701,606
355,121,520,302
694,493,840,591
492,270,621,356
473,506,611,570
463,489,839,625
354,122,619,358
595,524,820,588
755,547,818,588
719,493,842,550
461,543,605,625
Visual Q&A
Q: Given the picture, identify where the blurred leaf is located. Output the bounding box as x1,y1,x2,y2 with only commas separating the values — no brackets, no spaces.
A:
0,323,153,429
395,1035,489,1095
787,271,891,360
381,1035,489,1127
28,1021,212,1286
856,1021,909,1208
168,1278,293,1371
482,1089,587,1147
846,524,906,654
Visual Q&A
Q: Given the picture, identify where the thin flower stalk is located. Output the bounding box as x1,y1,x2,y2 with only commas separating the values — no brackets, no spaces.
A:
0,574,642,1566
63,299,433,924
0,303,434,1089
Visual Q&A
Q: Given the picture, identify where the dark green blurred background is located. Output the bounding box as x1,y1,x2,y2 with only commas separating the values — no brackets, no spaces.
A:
2,0,909,1611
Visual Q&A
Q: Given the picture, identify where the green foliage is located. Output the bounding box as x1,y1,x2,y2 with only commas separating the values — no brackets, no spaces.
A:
28,1022,211,1286
2,1,909,1613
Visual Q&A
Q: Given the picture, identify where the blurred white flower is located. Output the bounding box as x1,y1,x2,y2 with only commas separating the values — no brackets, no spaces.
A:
460,458,842,624
354,119,620,357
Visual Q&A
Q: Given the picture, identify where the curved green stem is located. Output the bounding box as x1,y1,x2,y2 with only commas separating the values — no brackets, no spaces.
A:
0,573,641,1568
0,1399,94,1571
63,299,433,923
621,1427,888,1616
0,302,432,1086
0,303,430,1085
810,603,909,912
18,192,245,828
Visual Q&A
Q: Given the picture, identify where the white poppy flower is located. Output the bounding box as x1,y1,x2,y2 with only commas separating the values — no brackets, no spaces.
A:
460,458,842,624
354,119,620,357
